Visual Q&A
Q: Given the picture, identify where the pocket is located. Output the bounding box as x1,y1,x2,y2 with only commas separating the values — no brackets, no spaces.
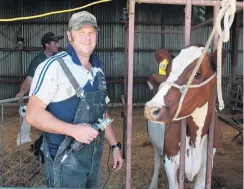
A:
59,152,88,188
73,105,89,124
61,150,79,168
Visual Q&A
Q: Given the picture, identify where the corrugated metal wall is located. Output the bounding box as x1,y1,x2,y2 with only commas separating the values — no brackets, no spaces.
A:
0,0,243,103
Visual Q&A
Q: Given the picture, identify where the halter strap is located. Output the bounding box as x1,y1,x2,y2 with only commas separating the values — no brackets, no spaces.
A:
158,73,216,121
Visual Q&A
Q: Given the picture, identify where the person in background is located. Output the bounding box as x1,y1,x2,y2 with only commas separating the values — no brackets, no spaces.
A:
16,32,63,98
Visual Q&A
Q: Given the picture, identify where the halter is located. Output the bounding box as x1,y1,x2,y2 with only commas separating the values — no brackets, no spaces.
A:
159,73,216,121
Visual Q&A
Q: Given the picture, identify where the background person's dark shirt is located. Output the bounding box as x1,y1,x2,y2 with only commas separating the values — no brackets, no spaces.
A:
26,52,47,77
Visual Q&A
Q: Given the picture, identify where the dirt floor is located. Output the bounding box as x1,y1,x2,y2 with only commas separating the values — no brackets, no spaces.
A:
0,105,243,189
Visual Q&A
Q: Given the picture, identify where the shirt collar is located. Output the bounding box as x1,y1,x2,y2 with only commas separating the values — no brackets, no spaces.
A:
66,44,102,68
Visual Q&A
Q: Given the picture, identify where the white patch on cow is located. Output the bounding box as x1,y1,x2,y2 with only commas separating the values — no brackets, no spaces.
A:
185,102,208,181
191,102,208,136
146,46,204,108
145,83,170,107
193,147,216,189
164,154,180,189
166,46,204,83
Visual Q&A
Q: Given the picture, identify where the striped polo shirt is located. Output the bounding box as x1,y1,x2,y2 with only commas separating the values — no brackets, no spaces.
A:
29,44,109,155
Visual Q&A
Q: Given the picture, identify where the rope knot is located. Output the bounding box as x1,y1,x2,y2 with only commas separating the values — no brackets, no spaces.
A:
217,0,236,42
215,0,236,111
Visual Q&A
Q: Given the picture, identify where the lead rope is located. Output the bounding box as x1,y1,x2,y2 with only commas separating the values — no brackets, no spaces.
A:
216,0,236,110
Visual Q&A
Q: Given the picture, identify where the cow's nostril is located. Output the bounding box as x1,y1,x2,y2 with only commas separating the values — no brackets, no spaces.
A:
153,108,160,116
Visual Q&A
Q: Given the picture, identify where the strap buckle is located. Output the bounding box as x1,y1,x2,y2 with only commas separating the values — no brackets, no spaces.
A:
76,87,85,98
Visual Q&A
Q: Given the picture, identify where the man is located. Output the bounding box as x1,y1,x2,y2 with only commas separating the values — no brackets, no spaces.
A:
26,11,123,188
15,32,63,162
15,32,63,98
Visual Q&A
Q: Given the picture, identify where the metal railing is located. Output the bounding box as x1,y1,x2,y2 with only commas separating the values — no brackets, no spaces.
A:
0,96,42,187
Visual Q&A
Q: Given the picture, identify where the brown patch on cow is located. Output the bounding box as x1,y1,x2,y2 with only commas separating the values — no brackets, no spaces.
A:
186,117,198,147
147,74,167,96
196,83,223,149
201,100,223,148
163,121,181,157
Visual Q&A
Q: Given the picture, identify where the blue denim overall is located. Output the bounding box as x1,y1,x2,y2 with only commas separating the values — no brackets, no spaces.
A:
41,58,107,188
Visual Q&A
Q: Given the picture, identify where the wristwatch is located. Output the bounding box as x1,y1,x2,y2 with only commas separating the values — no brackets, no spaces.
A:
110,142,122,151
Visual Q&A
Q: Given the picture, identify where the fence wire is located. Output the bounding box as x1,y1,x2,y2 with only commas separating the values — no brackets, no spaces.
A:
0,97,45,187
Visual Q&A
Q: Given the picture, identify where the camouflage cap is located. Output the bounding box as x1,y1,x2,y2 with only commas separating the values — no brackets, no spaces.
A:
68,11,99,31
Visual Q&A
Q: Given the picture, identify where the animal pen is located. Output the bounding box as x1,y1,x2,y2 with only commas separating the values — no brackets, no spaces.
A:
0,0,243,188
123,0,243,189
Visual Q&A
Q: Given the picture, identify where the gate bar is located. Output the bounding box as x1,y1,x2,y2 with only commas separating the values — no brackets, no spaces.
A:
185,0,192,46
205,95,217,189
134,0,244,7
179,119,187,189
179,1,192,187
126,1,136,189
213,5,220,51
0,96,29,104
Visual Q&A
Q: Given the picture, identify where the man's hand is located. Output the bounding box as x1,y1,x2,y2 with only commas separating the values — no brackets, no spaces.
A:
16,76,32,98
15,91,25,98
112,148,123,172
71,124,99,144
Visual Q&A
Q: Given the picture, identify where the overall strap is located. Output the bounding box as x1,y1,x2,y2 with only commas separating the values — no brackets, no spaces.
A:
55,57,84,97
97,72,105,92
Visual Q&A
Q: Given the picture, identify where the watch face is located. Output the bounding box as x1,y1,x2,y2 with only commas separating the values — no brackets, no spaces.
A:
118,142,122,148
111,142,122,150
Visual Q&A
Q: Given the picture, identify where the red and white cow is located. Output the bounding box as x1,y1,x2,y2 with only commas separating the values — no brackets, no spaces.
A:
145,45,225,189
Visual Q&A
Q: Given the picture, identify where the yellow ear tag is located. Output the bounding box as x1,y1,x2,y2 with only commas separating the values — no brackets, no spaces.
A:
159,59,169,75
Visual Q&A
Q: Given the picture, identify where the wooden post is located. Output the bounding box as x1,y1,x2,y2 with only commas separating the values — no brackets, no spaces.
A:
231,12,241,80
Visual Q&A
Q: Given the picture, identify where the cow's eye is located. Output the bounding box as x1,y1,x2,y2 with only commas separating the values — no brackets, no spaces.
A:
194,72,200,79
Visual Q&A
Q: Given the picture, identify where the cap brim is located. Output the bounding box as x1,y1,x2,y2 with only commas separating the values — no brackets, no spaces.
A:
53,35,64,41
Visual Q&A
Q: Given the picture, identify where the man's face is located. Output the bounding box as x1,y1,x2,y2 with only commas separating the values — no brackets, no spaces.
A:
46,41,60,53
67,25,97,57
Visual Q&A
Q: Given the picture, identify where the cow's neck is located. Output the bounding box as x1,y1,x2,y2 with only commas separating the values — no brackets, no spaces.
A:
187,102,208,147
187,92,215,147
164,85,217,158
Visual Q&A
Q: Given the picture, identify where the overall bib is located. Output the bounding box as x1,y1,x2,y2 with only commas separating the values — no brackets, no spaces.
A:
41,57,107,188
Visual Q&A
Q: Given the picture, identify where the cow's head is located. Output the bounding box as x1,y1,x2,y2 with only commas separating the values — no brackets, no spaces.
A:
144,45,226,124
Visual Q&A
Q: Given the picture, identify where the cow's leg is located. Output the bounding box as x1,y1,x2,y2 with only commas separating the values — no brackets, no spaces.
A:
149,149,161,189
164,155,179,189
193,148,216,189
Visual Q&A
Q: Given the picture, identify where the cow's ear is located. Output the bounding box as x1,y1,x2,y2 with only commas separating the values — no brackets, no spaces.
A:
147,74,167,96
154,49,173,65
210,48,227,71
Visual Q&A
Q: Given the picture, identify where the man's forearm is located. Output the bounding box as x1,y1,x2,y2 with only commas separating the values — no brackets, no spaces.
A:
20,77,32,95
104,111,118,145
104,125,118,146
26,96,74,136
